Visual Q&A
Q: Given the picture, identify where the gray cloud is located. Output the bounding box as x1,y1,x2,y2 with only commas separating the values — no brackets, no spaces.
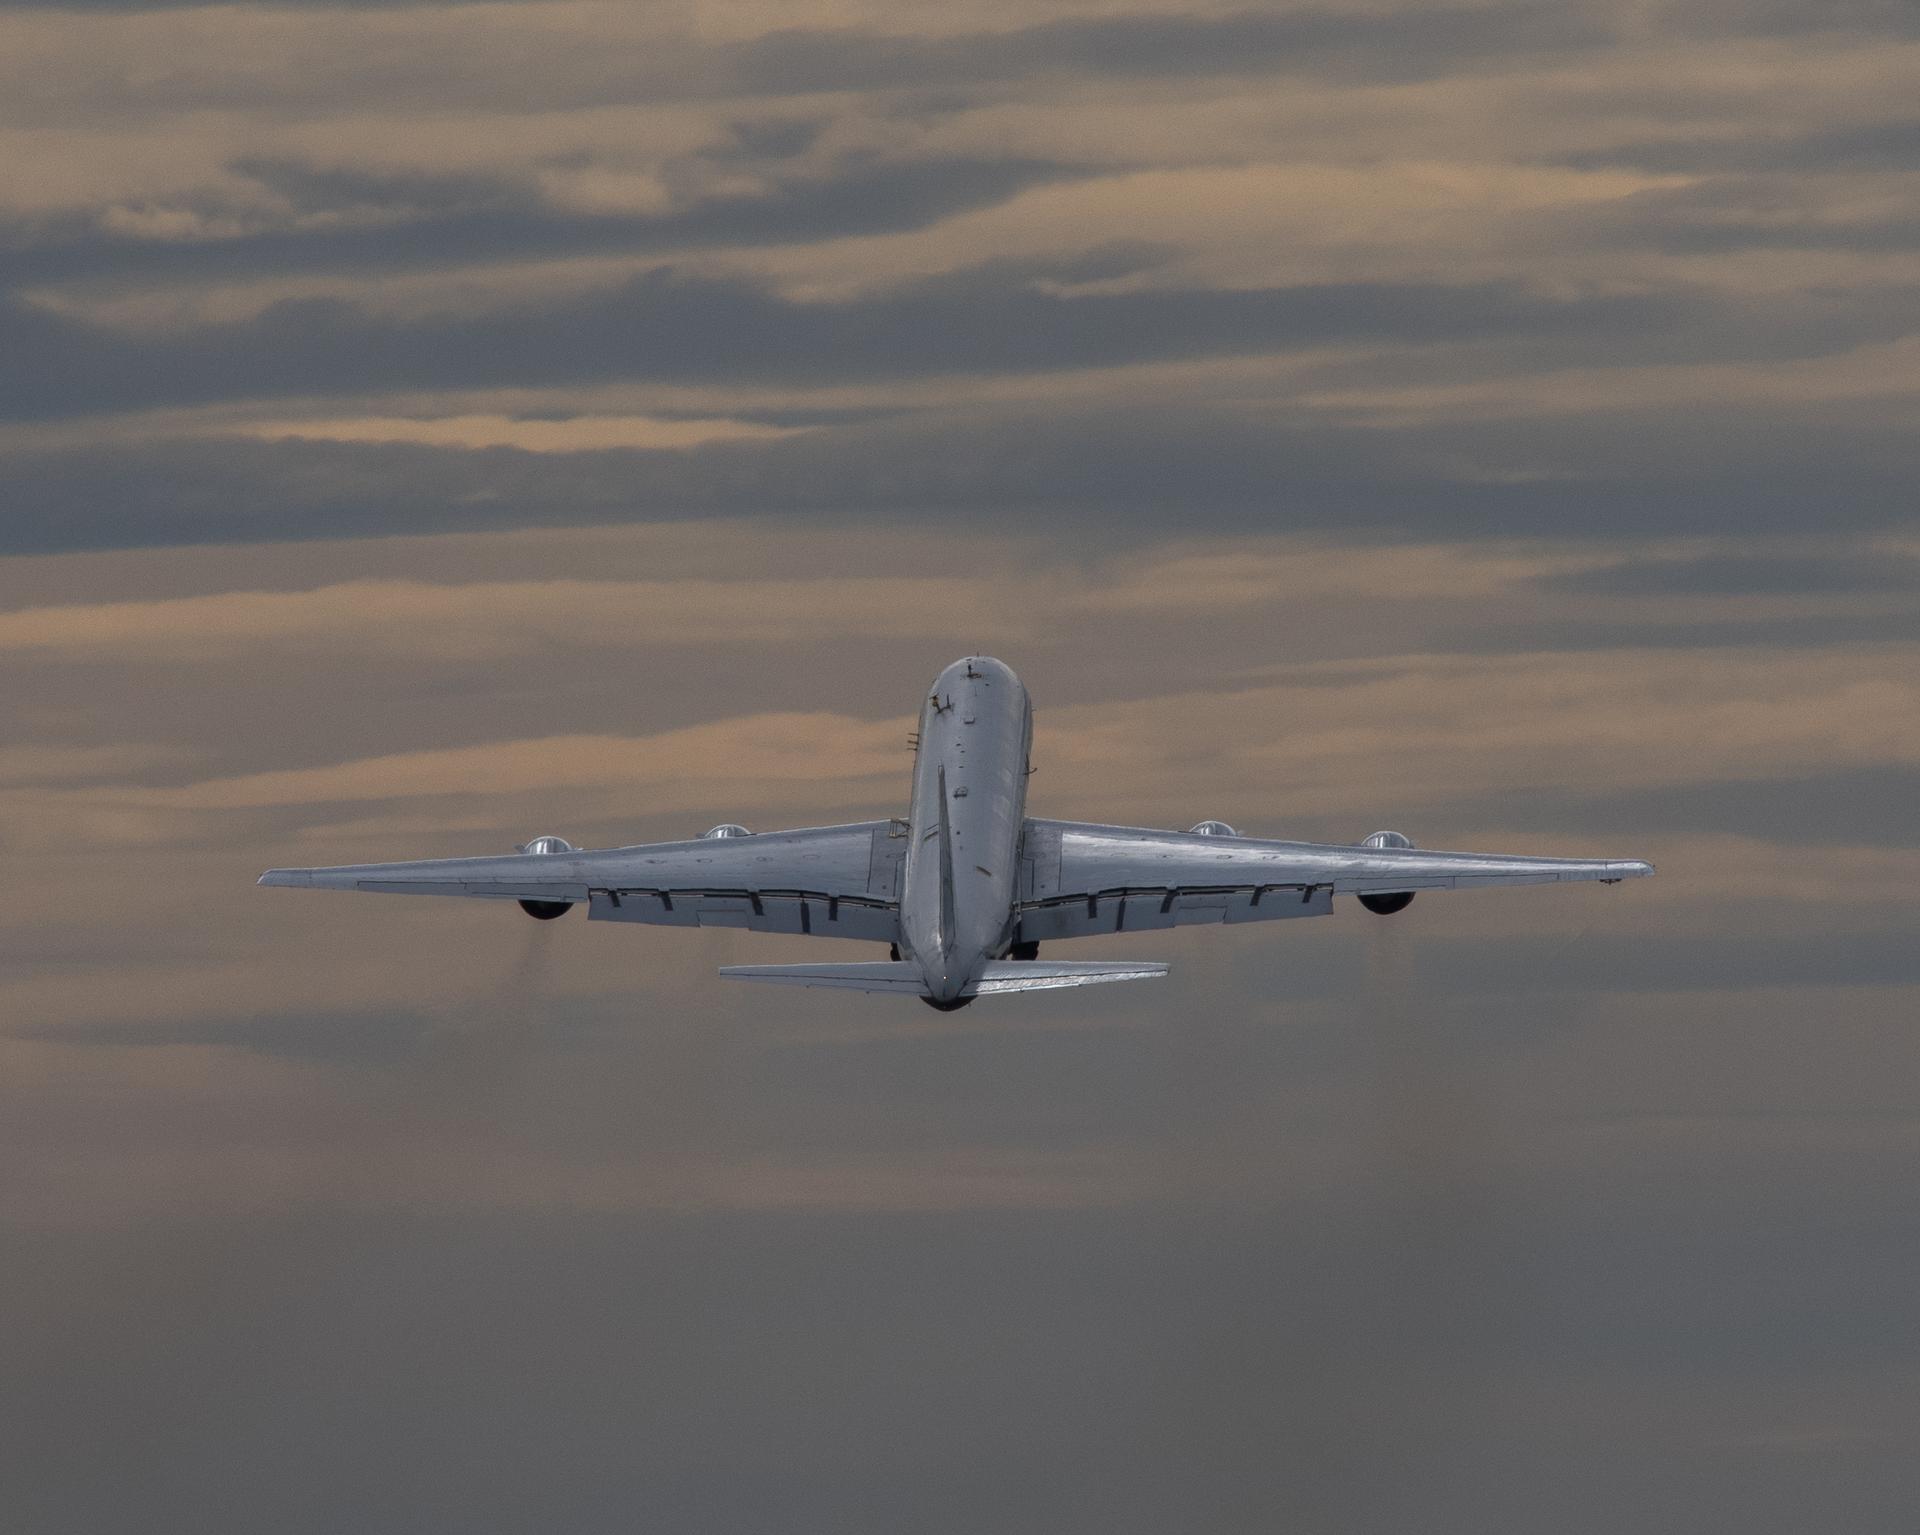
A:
1421,928,1918,996
730,3,1611,96
17,1006,440,1064
0,0,463,6
0,2,1611,77
0,153,1078,288
12,245,1920,429
0,262,1688,421
1546,550,1920,596
1562,118,1920,176
1498,170,1920,259
229,156,530,218
1442,765,1920,849
5,385,1917,555
24,264,1913,426
7,980,1920,1535
1454,610,1920,655
1671,0,1920,39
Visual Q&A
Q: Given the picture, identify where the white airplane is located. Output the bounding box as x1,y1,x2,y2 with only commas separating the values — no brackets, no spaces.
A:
261,656,1653,1009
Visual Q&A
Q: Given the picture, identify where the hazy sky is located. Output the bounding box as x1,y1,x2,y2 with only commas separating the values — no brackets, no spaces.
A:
3,1,1918,1531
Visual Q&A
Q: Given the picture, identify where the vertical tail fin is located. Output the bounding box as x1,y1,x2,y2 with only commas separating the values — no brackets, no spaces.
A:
935,765,957,956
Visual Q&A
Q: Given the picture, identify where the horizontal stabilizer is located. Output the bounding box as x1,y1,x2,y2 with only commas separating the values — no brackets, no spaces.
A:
719,959,1169,997
968,960,1169,994
719,962,928,994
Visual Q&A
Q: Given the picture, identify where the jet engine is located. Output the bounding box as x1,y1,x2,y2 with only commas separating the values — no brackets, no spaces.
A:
1357,829,1416,915
517,834,576,920
1187,820,1238,837
702,823,752,839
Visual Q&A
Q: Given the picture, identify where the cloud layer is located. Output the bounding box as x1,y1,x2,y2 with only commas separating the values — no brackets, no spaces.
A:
3,3,1918,1531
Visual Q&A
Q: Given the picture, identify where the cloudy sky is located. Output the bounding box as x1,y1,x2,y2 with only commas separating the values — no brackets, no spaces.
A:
3,0,1919,1530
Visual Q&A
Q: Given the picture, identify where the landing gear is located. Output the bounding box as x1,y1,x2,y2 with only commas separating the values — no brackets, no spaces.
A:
890,943,902,960
1009,940,1040,961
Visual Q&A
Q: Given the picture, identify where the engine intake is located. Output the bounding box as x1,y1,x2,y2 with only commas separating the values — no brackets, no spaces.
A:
1358,830,1416,915
517,834,576,920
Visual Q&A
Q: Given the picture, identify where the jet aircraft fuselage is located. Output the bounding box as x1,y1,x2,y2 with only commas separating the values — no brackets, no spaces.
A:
902,657,1032,1006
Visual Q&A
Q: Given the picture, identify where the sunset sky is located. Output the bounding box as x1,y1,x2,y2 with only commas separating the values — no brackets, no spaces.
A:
4,1,1919,1530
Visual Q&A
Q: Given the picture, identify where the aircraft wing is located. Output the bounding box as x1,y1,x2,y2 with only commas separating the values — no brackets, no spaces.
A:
1015,818,1653,942
260,821,906,942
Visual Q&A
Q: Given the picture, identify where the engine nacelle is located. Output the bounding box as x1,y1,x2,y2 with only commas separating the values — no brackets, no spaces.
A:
1358,830,1415,915
1187,820,1238,837
702,823,752,839
517,834,576,920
